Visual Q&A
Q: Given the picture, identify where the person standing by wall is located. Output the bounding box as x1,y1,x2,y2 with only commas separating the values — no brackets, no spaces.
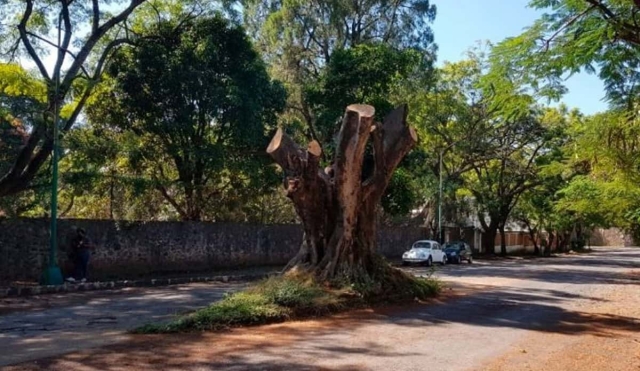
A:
66,228,96,283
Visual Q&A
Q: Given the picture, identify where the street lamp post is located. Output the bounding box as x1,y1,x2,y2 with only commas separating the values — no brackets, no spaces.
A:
41,14,64,286
437,141,462,244
438,150,444,243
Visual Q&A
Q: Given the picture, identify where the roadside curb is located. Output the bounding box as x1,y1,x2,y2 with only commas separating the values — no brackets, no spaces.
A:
1,272,279,299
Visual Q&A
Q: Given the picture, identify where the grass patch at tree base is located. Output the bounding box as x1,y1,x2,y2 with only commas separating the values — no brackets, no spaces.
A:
133,268,440,334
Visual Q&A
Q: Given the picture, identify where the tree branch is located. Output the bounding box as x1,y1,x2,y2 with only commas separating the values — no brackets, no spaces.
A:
24,31,91,79
363,104,417,202
17,0,51,81
266,128,307,184
541,5,596,51
585,0,640,45
60,0,146,93
92,0,100,33
53,1,73,84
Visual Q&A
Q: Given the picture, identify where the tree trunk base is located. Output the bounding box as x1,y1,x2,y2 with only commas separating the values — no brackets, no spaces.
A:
284,255,437,301
268,104,429,301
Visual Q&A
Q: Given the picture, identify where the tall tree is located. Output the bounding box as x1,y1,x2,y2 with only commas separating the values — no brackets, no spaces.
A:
400,58,495,234
0,0,149,197
305,43,424,147
268,103,419,292
0,63,50,216
243,0,437,143
489,0,640,250
88,15,286,221
465,111,554,255
244,0,436,64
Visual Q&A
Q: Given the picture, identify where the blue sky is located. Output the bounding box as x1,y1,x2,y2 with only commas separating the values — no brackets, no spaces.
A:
430,0,608,115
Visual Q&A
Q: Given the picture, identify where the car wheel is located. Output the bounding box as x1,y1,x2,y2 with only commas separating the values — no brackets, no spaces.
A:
456,256,461,264
425,257,433,267
402,261,408,266
441,255,447,266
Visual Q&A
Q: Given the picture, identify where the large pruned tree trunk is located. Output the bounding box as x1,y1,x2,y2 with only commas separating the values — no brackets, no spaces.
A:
267,104,417,283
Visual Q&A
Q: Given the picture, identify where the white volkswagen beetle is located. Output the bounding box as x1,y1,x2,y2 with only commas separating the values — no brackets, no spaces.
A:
402,240,447,266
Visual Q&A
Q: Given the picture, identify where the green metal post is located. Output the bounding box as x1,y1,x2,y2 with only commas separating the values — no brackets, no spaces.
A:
42,112,63,285
438,140,463,244
41,14,64,286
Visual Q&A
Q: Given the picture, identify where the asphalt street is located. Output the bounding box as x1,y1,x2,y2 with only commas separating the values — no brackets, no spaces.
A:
1,247,639,370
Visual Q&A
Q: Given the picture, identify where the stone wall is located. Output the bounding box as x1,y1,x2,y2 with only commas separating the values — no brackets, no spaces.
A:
589,228,637,247
0,218,426,282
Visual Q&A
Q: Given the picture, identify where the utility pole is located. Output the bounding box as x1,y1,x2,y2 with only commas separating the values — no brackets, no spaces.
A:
437,141,462,244
42,13,64,285
438,150,444,243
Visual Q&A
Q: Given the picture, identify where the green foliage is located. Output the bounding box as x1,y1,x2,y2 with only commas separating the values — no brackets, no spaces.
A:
134,267,440,333
490,0,640,106
0,64,46,101
86,14,286,221
381,168,421,217
0,63,46,176
0,64,51,217
243,0,437,156
134,274,346,333
0,1,150,197
305,44,424,143
303,43,430,216
244,0,437,69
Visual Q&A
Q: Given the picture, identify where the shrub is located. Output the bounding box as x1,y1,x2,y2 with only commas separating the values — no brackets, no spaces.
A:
134,268,441,334
134,274,344,334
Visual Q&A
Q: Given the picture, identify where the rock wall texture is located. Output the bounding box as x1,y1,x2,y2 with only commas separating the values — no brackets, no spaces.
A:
0,218,426,282
589,228,637,247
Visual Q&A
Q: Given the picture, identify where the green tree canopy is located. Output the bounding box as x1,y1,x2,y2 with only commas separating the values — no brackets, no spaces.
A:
489,0,640,106
0,0,149,197
86,15,286,221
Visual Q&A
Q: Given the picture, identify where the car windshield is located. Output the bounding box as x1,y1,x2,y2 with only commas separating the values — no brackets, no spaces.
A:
443,243,460,251
412,242,431,249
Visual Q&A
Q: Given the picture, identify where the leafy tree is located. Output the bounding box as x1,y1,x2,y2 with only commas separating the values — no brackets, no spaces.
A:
299,43,428,218
465,111,556,255
0,63,49,216
305,43,424,146
490,0,640,106
244,0,436,70
0,0,149,197
242,0,437,143
488,0,640,250
87,15,286,221
557,108,640,242
512,157,574,255
400,58,494,236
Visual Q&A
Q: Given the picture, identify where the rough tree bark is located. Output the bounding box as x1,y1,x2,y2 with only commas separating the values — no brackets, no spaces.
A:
267,104,417,283
546,232,555,256
498,223,507,256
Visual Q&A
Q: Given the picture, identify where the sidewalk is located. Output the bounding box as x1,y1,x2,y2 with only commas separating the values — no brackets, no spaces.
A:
1,266,281,299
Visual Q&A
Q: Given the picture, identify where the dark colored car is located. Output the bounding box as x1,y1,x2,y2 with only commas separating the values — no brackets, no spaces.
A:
443,241,473,264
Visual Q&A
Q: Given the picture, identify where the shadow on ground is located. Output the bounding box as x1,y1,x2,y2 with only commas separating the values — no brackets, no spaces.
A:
4,247,640,371
403,247,640,287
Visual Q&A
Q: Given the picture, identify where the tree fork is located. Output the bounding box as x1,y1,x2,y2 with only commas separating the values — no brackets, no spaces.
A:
268,104,417,284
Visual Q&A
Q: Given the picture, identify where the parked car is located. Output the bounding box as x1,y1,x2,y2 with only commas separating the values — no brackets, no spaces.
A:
443,241,473,264
402,240,447,266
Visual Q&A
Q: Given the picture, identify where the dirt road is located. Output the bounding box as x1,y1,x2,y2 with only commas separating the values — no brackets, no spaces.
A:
2,247,639,370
